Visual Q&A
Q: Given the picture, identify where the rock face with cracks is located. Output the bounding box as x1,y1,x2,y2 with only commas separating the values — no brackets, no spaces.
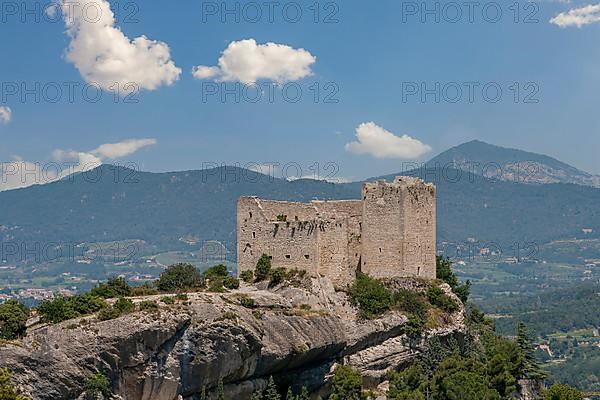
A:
0,278,464,400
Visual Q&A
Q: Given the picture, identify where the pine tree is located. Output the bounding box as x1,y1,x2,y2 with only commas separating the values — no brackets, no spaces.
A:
299,387,309,400
264,376,281,400
217,378,225,400
285,387,295,400
251,390,263,400
517,322,546,379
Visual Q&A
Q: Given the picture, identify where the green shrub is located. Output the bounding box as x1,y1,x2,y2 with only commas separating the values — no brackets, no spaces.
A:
0,300,30,340
269,267,287,286
204,264,229,279
130,283,159,296
89,277,131,299
156,263,203,292
239,296,256,309
223,276,240,290
252,310,264,320
97,298,135,321
220,311,237,320
543,384,583,400
97,306,121,321
175,293,188,301
138,300,159,313
329,365,363,400
388,364,427,400
0,368,31,400
161,296,175,305
254,254,272,282
208,279,226,293
83,372,111,400
38,297,78,323
348,272,392,318
38,295,106,324
240,270,254,283
391,289,428,336
436,256,471,303
113,298,134,314
69,295,106,315
426,285,459,313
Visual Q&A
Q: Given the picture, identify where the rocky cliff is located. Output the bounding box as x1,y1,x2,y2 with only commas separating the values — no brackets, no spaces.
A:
0,278,465,400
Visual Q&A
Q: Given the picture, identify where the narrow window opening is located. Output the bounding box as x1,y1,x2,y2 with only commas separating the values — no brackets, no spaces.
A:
379,248,382,253
249,212,252,218
304,254,310,259
252,232,256,239
285,254,291,259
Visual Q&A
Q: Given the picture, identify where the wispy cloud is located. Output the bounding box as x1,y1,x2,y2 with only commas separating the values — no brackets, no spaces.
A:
192,39,316,84
0,138,156,191
345,122,432,159
550,3,600,27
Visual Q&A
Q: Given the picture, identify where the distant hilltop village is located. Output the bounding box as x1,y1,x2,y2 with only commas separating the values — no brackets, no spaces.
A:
237,176,436,288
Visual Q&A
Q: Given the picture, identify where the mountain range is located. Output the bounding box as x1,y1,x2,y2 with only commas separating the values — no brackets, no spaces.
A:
425,140,600,187
1,140,599,264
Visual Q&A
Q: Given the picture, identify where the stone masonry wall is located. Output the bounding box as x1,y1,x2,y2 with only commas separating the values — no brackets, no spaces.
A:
360,180,404,278
314,200,362,288
237,198,319,276
400,178,436,279
237,177,436,284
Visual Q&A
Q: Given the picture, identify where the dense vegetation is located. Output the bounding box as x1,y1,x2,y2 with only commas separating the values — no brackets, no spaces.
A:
239,307,582,399
435,256,471,303
0,301,30,340
83,372,111,400
543,384,584,400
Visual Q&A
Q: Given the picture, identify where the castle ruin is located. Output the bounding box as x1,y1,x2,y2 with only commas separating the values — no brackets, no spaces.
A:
237,176,436,288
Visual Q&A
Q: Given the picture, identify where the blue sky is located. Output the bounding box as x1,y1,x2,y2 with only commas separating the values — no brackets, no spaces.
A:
1,0,600,186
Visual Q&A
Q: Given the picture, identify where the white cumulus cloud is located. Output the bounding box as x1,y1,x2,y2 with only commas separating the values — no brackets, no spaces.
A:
0,138,156,191
56,0,181,90
345,122,432,159
550,3,600,27
0,106,12,123
192,39,316,84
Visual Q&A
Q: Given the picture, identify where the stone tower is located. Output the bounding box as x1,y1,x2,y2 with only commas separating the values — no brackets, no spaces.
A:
361,177,436,279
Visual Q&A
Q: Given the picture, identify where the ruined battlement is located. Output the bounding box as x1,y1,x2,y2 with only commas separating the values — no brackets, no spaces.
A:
237,177,436,288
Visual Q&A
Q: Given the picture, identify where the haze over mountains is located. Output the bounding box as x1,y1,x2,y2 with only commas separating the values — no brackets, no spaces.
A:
1,141,599,265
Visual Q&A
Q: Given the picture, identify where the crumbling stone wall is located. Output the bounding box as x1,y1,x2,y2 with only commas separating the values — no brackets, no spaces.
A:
237,176,436,286
314,200,362,288
237,198,319,277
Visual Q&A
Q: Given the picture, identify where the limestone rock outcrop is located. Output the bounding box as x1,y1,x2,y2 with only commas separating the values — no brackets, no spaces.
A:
0,278,464,400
